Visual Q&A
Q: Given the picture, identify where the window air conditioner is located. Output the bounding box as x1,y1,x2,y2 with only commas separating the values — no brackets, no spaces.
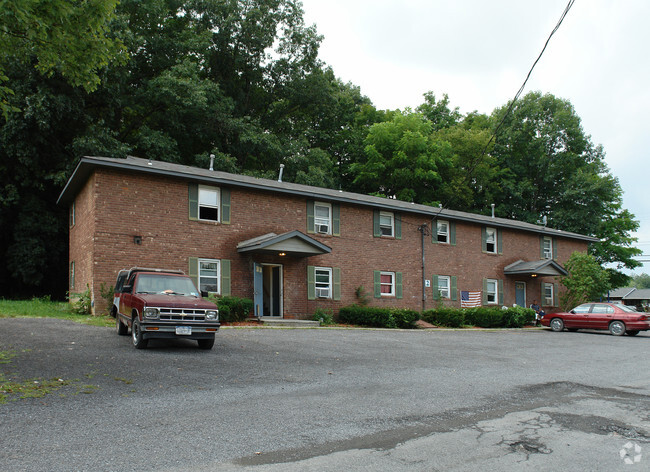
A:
317,224,329,234
316,288,330,298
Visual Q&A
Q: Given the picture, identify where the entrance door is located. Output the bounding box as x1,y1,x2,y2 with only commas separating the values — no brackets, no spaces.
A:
254,263,283,317
515,282,526,308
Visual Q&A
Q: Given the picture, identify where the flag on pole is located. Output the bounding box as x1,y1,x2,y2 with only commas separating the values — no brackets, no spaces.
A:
461,291,482,308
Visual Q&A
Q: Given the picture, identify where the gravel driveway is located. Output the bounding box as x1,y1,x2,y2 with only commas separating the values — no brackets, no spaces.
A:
1,318,649,471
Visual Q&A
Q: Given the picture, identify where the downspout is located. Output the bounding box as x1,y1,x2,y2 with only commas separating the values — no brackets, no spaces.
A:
418,223,430,312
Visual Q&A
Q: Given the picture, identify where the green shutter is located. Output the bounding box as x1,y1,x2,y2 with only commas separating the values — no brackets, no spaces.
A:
221,260,231,295
539,235,545,259
374,270,381,298
553,238,558,260
497,229,503,254
188,184,198,220
373,210,381,237
396,272,403,299
307,266,316,300
541,282,545,305
306,201,315,234
482,278,488,305
332,203,340,236
451,276,457,301
333,267,341,300
432,274,440,300
498,279,504,305
553,283,558,307
189,257,199,290
450,221,456,246
221,188,231,224
481,227,487,252
432,219,438,244
395,213,402,240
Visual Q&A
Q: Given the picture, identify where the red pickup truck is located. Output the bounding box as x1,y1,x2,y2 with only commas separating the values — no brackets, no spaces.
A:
114,268,220,349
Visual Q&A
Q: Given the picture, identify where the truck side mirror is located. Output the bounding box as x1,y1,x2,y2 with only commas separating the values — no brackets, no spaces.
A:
122,284,133,293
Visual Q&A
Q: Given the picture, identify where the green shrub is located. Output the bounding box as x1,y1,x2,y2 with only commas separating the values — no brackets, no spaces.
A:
338,306,419,329
312,308,335,326
502,305,535,328
69,284,92,315
421,308,465,328
464,307,503,328
208,295,253,322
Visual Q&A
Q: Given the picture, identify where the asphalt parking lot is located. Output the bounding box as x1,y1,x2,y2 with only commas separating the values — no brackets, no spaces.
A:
1,318,649,471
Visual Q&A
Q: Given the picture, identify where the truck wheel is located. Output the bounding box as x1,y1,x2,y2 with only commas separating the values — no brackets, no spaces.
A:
197,338,214,350
116,316,128,336
132,318,148,349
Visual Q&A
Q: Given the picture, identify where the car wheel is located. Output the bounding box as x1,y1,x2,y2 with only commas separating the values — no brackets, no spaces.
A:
550,318,564,332
132,318,148,349
116,316,128,336
626,330,639,337
609,320,626,336
197,338,215,350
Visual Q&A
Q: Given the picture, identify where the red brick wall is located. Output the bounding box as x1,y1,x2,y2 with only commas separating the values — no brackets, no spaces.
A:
73,169,590,317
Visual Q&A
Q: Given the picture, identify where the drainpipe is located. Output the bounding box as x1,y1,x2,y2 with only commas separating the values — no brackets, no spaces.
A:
418,223,430,312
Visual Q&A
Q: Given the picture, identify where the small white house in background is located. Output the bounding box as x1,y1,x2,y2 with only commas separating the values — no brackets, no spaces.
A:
606,287,650,311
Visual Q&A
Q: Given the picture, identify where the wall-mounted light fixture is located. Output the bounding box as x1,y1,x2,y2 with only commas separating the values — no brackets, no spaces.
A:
278,252,286,256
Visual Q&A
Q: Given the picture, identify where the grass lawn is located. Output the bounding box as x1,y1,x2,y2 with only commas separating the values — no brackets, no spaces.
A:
0,298,114,328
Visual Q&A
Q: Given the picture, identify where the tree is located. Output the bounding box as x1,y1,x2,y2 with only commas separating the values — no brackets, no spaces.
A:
490,91,641,280
0,0,125,117
350,111,453,204
560,252,611,310
631,273,650,289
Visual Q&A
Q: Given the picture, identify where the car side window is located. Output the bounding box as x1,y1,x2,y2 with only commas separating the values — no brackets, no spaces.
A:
591,304,613,314
573,304,592,314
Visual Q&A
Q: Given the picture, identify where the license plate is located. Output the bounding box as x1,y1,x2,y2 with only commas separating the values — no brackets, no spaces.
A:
176,326,192,335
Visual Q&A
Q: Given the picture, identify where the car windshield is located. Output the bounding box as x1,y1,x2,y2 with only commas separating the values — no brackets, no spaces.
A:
135,274,198,296
614,304,638,313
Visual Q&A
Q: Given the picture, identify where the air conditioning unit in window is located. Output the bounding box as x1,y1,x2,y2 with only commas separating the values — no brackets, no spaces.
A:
316,288,330,298
317,224,329,234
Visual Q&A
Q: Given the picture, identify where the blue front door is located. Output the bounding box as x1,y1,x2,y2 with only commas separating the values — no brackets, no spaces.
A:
515,282,526,307
254,263,263,318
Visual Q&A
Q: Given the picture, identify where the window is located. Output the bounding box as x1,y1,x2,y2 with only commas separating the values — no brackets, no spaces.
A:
573,304,592,314
69,202,75,228
437,220,449,243
486,279,498,304
70,261,75,289
314,202,331,234
379,211,394,237
198,186,220,222
542,237,553,259
198,259,220,294
437,276,450,299
314,267,332,298
380,272,395,296
543,283,554,306
592,303,614,314
485,227,497,253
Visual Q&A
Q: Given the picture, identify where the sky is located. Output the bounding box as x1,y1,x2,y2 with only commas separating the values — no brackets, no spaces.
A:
300,0,650,276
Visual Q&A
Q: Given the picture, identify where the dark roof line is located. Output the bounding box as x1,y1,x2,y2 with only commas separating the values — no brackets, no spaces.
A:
57,155,598,243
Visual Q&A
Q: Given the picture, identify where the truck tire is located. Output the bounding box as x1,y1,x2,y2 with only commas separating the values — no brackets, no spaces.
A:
116,316,128,336
197,338,215,350
132,317,148,349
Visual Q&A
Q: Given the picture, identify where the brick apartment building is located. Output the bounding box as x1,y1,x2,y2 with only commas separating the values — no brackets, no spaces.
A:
57,156,596,318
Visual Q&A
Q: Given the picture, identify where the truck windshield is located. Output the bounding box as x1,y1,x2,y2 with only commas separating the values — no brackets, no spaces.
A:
135,274,199,296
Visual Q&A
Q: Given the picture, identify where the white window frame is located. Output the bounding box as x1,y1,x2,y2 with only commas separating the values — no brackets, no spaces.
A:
198,185,220,222
380,271,395,297
485,227,497,253
542,237,553,259
315,267,332,299
437,275,451,299
70,202,75,228
486,278,498,304
379,211,394,237
314,201,332,234
198,258,220,294
437,220,449,243
543,282,554,306
70,261,75,289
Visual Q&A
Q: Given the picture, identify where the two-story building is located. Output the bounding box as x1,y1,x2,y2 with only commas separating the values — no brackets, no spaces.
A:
57,156,597,318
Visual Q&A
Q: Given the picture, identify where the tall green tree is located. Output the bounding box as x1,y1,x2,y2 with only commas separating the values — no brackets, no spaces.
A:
560,252,611,310
490,91,641,282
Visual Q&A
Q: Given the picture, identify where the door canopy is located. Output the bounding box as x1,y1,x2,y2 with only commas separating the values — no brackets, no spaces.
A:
503,259,568,278
237,230,332,257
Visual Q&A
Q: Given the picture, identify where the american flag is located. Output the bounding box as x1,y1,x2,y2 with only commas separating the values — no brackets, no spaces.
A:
461,291,482,308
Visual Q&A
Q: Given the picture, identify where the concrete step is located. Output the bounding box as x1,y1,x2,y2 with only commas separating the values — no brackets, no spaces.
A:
257,318,320,328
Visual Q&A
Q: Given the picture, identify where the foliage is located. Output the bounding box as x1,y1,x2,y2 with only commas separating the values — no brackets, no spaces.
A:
631,273,650,289
338,305,419,329
422,306,534,328
99,283,114,315
0,0,126,117
208,295,253,323
559,252,611,310
312,308,335,326
354,286,371,306
70,285,92,315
